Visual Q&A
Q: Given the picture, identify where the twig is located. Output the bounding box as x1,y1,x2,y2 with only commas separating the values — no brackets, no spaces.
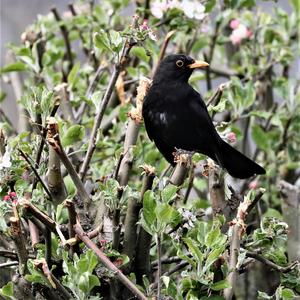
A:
22,201,56,232
205,19,221,90
79,16,139,181
112,187,124,250
10,214,29,275
46,118,90,210
34,258,73,300
28,220,40,249
18,149,52,200
0,250,34,260
47,145,67,207
117,77,151,186
156,234,162,300
51,7,73,73
278,180,300,262
278,116,293,151
152,30,176,77
75,63,107,121
34,98,60,172
55,83,76,123
224,188,265,300
245,252,299,273
74,224,148,300
150,261,189,290
68,3,97,67
169,154,190,186
135,165,156,283
183,165,195,204
151,255,183,267
208,159,225,217
0,261,19,268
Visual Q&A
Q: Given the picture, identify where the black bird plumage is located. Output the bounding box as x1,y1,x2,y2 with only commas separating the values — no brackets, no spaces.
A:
142,54,266,179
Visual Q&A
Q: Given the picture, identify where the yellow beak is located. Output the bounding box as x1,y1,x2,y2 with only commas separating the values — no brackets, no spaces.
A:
188,60,209,69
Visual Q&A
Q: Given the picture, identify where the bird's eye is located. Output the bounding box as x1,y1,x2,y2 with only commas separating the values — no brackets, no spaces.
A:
176,60,184,67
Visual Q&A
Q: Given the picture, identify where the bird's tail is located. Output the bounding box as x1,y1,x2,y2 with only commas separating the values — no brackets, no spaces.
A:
217,140,266,179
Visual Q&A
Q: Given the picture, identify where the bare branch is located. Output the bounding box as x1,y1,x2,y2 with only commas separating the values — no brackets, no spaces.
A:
74,224,148,300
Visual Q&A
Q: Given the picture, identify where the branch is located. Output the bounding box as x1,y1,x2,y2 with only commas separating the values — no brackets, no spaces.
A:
46,118,90,210
169,153,190,186
51,7,73,73
183,165,195,204
150,261,189,290
34,258,73,300
135,166,156,283
28,220,40,249
47,145,67,207
245,252,299,273
22,200,67,247
224,188,265,300
204,19,221,91
75,63,107,121
152,30,175,77
18,149,52,200
79,16,139,181
0,261,19,268
10,213,29,275
278,180,300,262
55,83,76,123
117,77,151,186
74,224,148,300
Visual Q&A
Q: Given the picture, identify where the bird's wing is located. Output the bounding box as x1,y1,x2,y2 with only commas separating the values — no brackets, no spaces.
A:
160,87,222,157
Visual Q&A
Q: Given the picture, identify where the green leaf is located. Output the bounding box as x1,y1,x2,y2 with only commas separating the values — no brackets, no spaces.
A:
0,282,15,300
62,125,85,147
251,124,269,151
67,62,80,88
183,237,203,265
142,190,157,229
210,279,231,291
205,227,221,248
109,30,123,50
64,175,76,196
94,31,112,53
0,62,27,75
156,202,181,230
203,246,224,273
279,287,295,300
161,184,177,202
131,46,150,63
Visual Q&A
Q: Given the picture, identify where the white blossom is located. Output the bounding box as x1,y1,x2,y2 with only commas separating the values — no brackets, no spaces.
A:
0,146,12,170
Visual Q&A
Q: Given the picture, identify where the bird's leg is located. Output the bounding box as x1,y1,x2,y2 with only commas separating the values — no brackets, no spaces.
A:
173,148,196,164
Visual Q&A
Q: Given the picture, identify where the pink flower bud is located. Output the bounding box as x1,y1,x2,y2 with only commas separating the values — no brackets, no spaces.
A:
9,192,17,197
230,19,240,29
3,195,10,201
226,132,236,143
249,181,259,190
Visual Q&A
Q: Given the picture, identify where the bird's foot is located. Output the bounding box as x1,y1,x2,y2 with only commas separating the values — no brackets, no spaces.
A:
173,148,195,165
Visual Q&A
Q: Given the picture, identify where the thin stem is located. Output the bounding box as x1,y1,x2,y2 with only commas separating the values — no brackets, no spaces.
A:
156,234,162,300
18,149,52,200
51,7,73,73
79,17,139,181
74,224,148,300
246,252,299,273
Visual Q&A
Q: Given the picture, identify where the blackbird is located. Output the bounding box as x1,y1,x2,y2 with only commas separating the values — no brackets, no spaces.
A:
142,54,266,179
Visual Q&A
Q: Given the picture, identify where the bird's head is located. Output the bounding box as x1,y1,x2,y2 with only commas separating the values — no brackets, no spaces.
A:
153,54,209,83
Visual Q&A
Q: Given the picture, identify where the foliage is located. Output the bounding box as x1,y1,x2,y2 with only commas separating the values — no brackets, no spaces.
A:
0,0,299,299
